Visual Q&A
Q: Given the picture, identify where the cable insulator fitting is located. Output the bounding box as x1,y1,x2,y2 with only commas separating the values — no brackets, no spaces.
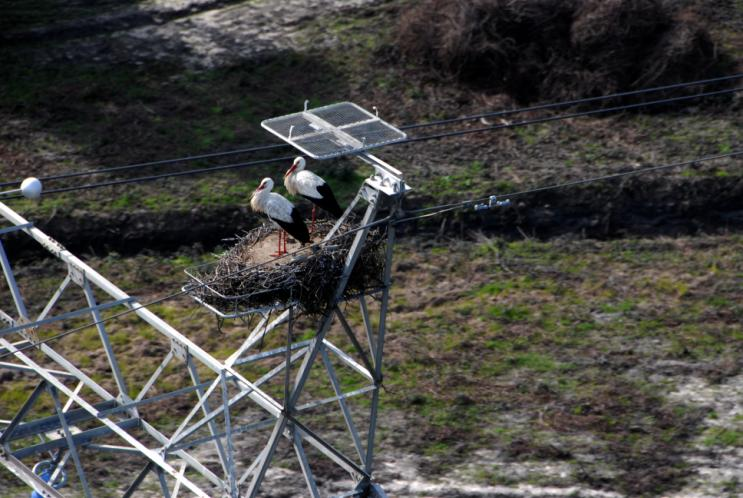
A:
474,195,511,211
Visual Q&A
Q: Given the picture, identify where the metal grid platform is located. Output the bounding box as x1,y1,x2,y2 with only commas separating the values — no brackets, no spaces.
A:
261,102,406,159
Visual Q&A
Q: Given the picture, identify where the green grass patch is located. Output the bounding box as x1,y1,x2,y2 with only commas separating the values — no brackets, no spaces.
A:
488,304,530,322
510,352,567,372
703,427,743,447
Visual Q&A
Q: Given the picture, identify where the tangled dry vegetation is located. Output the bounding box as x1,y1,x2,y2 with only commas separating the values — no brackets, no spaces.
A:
397,0,734,102
187,220,386,315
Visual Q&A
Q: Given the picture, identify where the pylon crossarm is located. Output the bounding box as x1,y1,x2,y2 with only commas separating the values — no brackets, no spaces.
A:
150,326,283,417
18,334,117,403
100,380,222,419
0,337,213,498
164,375,221,447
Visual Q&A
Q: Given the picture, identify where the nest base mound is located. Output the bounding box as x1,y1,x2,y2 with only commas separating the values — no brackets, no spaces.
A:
186,219,386,317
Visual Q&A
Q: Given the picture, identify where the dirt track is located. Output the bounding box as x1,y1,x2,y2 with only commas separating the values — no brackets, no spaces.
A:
3,0,383,68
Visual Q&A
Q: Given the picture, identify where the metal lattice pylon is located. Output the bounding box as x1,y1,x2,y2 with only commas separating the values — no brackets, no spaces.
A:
0,103,407,497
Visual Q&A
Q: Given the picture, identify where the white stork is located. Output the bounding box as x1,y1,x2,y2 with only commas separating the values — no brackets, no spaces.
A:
250,177,310,256
284,156,343,232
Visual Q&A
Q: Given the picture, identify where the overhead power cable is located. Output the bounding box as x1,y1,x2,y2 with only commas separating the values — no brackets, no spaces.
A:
3,86,740,200
3,155,296,199
1,73,740,189
1,149,740,359
396,86,742,146
0,143,287,189
396,149,743,222
399,72,743,130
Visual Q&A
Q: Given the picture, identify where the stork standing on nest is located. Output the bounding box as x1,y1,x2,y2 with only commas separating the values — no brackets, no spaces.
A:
250,177,310,256
284,156,343,233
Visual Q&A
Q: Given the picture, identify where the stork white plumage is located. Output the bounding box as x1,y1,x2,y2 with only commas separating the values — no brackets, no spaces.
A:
250,177,310,256
284,156,343,233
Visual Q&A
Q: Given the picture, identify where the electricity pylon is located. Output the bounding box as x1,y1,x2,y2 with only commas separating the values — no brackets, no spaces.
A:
0,102,407,497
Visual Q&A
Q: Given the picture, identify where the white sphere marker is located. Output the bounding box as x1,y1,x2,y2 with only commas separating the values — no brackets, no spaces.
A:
20,177,42,199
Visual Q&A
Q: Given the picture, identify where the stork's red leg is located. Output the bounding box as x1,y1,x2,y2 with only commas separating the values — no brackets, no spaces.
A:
272,230,282,257
283,230,287,254
310,205,316,234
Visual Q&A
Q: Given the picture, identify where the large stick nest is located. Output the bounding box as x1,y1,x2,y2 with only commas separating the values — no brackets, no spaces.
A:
187,219,386,316
397,0,735,104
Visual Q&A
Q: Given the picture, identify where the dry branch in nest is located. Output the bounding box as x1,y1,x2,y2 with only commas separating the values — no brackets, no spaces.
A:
397,0,734,104
187,219,386,316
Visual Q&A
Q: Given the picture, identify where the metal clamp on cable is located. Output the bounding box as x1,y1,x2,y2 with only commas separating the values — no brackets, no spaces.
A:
474,195,511,211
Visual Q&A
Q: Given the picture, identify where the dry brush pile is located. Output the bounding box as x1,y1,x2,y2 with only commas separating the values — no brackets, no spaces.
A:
397,0,735,103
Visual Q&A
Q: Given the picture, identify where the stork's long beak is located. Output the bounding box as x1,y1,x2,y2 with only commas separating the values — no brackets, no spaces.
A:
284,164,297,178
